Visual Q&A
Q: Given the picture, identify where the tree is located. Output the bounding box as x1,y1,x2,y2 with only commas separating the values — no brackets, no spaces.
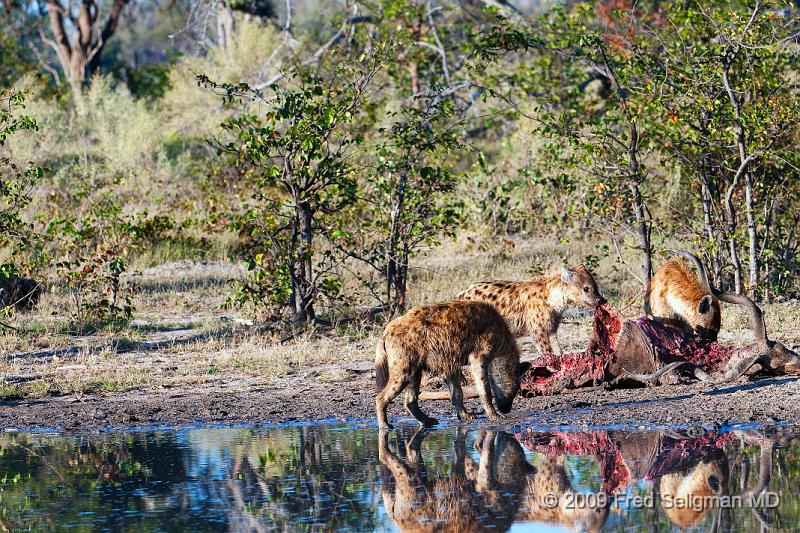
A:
39,0,131,92
474,4,656,285
630,0,800,298
348,99,463,313
0,90,42,257
204,52,385,324
343,0,475,313
473,0,800,299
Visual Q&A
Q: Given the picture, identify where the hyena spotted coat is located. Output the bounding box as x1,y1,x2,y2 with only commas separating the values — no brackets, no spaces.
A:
456,265,605,360
374,300,531,429
647,258,721,341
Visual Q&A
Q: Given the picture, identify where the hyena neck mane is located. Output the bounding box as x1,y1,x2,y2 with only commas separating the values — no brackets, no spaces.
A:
540,276,575,314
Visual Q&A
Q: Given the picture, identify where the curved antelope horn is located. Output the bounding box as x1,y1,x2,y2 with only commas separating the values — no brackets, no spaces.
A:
733,439,774,499
709,353,763,384
622,361,688,383
669,249,716,295
716,292,767,342
670,249,767,342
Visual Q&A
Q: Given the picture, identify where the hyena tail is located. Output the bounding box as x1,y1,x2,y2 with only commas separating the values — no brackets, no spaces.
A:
375,338,389,393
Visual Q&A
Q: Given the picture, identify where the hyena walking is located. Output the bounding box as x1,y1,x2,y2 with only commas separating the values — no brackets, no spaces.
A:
646,251,721,341
457,265,605,360
374,300,531,429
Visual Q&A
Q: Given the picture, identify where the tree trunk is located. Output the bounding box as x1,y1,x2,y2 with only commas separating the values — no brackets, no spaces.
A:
44,0,130,92
723,164,744,294
293,200,315,323
386,171,408,314
726,227,744,295
722,58,758,297
698,127,723,285
393,243,409,313
744,172,759,298
700,176,722,285
626,122,651,283
630,181,652,283
216,5,236,56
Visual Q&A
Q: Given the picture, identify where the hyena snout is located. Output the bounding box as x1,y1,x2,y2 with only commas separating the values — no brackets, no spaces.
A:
694,326,718,342
562,266,605,308
578,288,604,309
492,361,532,414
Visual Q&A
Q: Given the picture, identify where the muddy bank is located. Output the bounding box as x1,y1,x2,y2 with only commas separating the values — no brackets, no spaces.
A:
1,369,799,431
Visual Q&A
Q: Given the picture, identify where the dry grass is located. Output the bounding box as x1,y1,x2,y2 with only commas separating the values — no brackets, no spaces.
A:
1,235,799,401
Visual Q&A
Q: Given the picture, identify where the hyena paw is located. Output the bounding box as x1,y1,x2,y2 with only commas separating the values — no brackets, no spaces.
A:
421,417,439,427
458,412,475,422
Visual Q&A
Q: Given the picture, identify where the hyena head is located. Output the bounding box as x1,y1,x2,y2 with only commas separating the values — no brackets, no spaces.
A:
692,294,721,341
560,265,605,309
660,457,728,529
489,358,532,414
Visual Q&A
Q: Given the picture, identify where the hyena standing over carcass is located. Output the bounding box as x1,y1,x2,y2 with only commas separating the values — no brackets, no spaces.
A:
646,250,722,341
456,265,605,361
374,300,531,429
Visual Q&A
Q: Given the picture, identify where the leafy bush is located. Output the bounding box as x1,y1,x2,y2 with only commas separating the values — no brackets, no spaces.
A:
0,90,44,317
205,64,378,323
48,185,138,332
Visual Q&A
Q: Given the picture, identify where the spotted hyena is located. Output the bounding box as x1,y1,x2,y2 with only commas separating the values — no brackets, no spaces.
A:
457,265,605,360
374,300,531,429
647,258,721,341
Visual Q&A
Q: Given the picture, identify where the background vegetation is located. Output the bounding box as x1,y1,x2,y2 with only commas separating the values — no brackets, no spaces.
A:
2,0,799,338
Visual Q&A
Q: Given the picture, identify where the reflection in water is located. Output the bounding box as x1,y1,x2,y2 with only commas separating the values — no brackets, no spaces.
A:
379,428,532,531
0,424,796,531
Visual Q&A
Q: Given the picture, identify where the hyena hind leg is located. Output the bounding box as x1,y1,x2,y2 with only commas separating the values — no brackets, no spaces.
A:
404,370,439,427
376,375,409,430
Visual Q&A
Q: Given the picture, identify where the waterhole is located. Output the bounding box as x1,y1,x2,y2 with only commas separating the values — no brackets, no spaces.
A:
0,422,796,531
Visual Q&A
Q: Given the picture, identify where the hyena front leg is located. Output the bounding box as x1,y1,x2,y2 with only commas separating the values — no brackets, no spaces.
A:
405,369,439,427
446,372,474,423
548,334,563,358
475,431,498,494
529,326,555,359
469,357,503,420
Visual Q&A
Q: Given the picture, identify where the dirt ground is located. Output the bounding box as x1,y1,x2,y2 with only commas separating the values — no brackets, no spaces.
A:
2,366,800,431
3,250,800,432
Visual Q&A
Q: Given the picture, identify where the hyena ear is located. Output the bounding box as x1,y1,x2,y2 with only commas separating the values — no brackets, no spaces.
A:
698,294,713,314
560,267,574,283
518,361,532,378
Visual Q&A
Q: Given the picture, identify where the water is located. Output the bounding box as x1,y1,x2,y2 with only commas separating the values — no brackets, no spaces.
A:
0,422,798,531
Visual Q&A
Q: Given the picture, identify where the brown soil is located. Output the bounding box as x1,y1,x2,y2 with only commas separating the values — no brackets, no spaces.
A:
2,367,799,431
